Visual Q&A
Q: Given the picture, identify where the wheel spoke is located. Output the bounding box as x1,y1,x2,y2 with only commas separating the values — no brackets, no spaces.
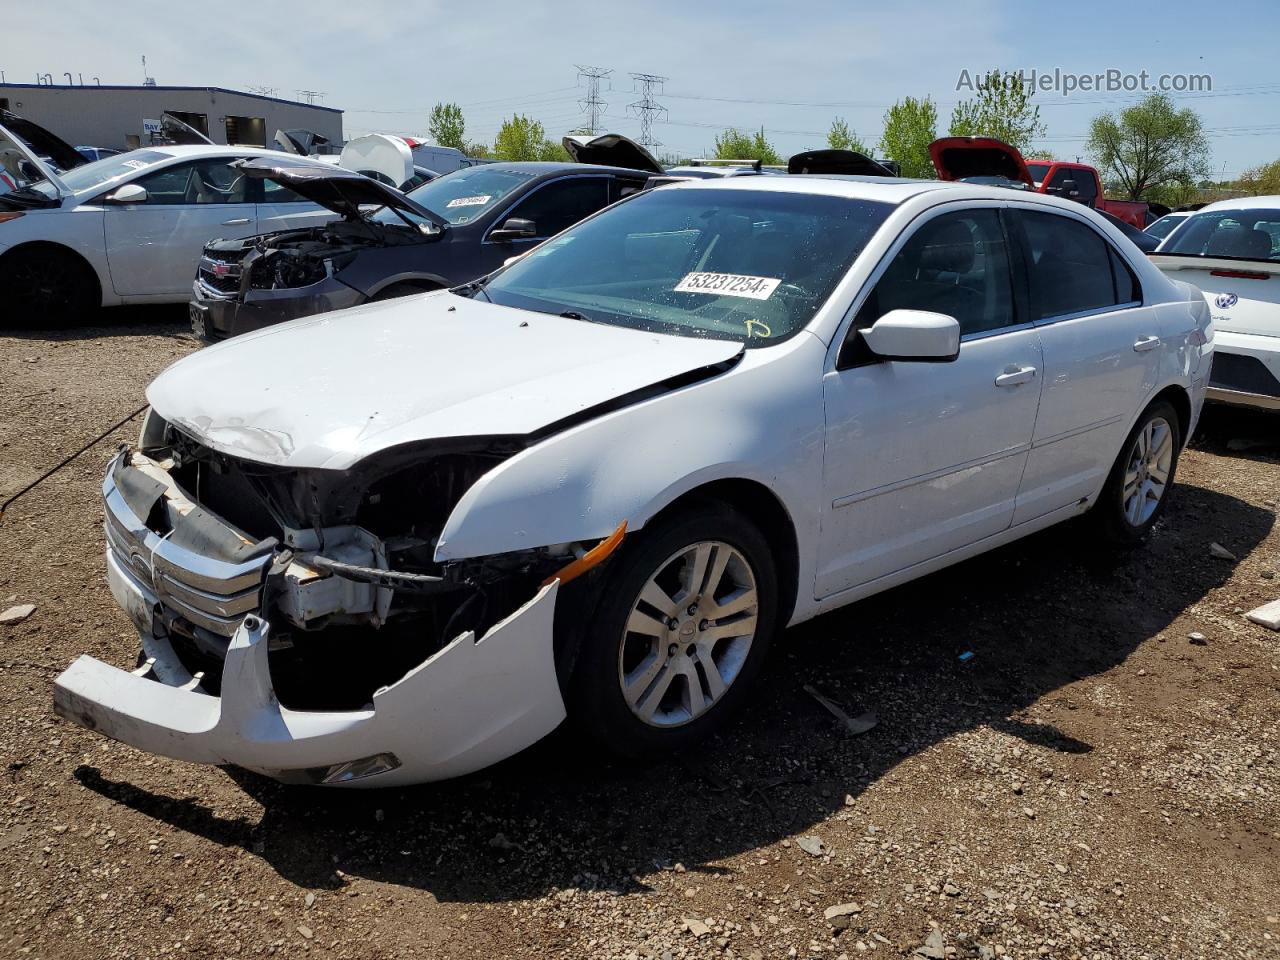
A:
679,543,714,602
638,579,679,618
694,650,727,701
678,660,707,718
626,607,668,638
703,544,731,600
1149,462,1169,485
1126,488,1142,524
622,649,666,707
634,661,678,722
706,586,757,619
702,614,758,644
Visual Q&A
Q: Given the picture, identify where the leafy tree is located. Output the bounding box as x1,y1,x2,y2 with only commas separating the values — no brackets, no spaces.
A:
713,127,782,165
948,70,1045,150
493,114,549,162
1237,158,1280,196
826,117,872,155
1086,94,1210,200
878,97,937,179
537,140,572,162
428,102,467,151
463,141,489,159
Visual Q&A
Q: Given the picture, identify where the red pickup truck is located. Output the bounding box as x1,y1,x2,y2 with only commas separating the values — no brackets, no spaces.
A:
928,137,1151,228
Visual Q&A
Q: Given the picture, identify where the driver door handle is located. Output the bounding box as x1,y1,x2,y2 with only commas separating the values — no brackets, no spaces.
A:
221,218,251,226
995,365,1037,388
1133,335,1160,352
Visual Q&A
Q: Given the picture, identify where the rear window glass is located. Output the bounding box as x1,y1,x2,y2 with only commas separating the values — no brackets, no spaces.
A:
1162,209,1280,261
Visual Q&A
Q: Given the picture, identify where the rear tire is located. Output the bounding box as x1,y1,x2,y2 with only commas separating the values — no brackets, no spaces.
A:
569,502,779,757
0,245,98,328
1093,400,1182,544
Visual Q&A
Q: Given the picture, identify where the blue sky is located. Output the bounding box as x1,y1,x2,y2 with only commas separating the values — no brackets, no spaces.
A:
6,0,1279,176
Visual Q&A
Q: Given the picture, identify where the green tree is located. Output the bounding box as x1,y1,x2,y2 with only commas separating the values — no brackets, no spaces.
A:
948,70,1045,150
1086,94,1210,200
878,97,937,179
826,117,872,155
463,141,489,159
427,102,467,151
1236,158,1280,196
713,127,781,165
493,114,549,162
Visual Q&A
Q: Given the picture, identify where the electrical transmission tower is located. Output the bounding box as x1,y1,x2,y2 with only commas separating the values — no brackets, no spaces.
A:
627,73,668,147
575,65,613,135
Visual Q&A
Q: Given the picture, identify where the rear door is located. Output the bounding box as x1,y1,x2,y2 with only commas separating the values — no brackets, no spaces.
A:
253,175,338,233
478,174,611,274
1009,207,1160,523
103,156,258,296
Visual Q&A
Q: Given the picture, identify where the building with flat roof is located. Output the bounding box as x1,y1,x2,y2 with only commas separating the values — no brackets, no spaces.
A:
0,83,343,151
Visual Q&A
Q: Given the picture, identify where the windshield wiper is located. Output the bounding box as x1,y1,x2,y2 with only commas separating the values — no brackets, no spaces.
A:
451,275,493,301
559,310,593,323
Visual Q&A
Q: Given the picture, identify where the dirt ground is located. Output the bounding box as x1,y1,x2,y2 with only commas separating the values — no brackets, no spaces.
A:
1,309,1277,960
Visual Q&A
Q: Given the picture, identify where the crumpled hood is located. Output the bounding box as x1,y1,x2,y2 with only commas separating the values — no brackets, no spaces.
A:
147,293,743,471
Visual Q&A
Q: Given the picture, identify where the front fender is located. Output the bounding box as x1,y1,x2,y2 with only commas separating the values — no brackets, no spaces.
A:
433,333,828,566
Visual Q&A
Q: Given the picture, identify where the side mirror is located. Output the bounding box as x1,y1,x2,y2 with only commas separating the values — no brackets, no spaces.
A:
490,217,536,242
861,309,960,362
103,183,148,205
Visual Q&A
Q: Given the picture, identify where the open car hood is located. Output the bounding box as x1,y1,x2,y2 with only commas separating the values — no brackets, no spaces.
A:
159,113,215,146
236,156,446,228
0,110,86,175
275,128,330,156
338,134,415,189
0,116,72,198
562,133,663,174
928,137,1033,187
146,293,743,471
787,149,895,177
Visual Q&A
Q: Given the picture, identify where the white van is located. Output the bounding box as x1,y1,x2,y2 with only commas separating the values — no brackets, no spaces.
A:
403,140,481,173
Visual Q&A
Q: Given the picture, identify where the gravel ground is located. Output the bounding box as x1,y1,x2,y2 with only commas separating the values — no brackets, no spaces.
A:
1,309,1278,960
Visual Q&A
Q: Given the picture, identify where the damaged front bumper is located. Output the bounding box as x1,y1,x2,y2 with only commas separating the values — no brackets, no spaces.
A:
191,276,365,342
52,450,568,787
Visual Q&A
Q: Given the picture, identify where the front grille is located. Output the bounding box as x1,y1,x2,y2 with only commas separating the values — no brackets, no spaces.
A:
104,456,272,638
1210,352,1280,398
197,254,244,296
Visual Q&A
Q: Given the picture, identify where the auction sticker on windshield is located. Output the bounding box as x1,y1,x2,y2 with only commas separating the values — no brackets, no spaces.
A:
447,195,492,208
675,272,781,300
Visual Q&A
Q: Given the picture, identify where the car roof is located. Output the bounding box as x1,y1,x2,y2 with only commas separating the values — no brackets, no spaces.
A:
139,144,319,160
464,161,654,177
656,173,1011,203
1198,194,1280,213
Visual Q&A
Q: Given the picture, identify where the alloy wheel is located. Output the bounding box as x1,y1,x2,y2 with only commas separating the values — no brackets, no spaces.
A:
1122,416,1173,526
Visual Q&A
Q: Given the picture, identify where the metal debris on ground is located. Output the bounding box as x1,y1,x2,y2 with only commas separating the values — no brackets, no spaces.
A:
1188,631,1208,645
802,684,878,737
1209,542,1238,561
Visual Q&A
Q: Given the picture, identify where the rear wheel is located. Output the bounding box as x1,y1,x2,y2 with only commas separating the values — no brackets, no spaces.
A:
569,502,778,756
1093,400,1182,543
0,245,98,327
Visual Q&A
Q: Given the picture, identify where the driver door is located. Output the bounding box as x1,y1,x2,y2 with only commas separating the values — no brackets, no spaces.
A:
103,157,257,296
477,175,611,275
816,206,1044,597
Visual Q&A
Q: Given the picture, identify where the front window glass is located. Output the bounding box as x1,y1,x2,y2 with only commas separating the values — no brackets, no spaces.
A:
9,147,172,198
1026,162,1050,186
479,187,893,347
376,166,535,226
1161,209,1280,261
135,158,250,204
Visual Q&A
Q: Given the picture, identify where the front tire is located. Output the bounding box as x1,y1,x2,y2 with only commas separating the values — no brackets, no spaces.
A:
0,245,98,327
1094,400,1182,543
569,502,779,757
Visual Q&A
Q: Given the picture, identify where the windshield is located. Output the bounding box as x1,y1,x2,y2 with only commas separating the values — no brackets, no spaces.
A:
1161,208,1280,261
480,186,893,347
374,166,535,226
26,149,172,198
1144,214,1186,241
1026,162,1050,186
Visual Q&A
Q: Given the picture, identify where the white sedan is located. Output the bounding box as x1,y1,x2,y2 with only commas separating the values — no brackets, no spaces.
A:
54,175,1212,787
0,121,337,324
1152,196,1280,411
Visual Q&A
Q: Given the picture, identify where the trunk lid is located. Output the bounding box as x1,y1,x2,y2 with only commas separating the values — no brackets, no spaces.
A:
338,134,415,189
235,156,446,228
274,128,331,156
1150,254,1280,338
0,114,76,198
562,133,664,174
928,136,1034,187
147,293,743,470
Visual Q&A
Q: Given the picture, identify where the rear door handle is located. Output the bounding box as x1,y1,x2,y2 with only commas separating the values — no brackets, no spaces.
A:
221,218,251,226
1133,335,1160,352
995,365,1037,387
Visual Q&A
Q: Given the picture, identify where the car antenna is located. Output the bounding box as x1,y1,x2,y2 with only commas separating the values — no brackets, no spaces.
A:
0,403,148,527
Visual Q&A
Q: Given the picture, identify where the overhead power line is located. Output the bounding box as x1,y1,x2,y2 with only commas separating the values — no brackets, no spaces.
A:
576,65,612,135
628,73,668,147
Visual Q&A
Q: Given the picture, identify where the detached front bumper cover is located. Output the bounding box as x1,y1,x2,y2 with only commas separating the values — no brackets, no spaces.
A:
54,580,566,787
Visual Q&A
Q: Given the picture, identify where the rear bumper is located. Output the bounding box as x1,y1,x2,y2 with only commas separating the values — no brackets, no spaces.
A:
1207,330,1280,411
191,277,364,342
55,555,566,787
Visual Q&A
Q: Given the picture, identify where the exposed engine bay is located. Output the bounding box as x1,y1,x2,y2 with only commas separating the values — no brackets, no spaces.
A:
122,412,591,712
202,220,429,295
